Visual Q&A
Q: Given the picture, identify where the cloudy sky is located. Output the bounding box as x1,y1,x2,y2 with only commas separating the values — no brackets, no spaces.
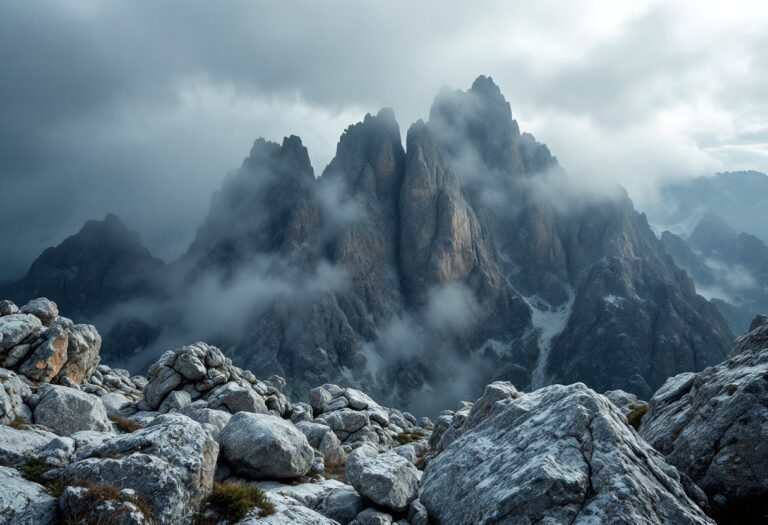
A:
1,0,767,278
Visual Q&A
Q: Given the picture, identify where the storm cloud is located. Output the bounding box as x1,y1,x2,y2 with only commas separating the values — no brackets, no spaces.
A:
2,0,767,278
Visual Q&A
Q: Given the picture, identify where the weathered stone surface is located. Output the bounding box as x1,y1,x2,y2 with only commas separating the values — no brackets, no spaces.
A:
0,313,42,352
173,351,207,381
59,485,148,525
143,365,182,409
296,421,346,466
206,381,267,414
0,425,56,465
220,412,313,479
421,383,714,525
0,367,32,424
62,414,218,525
56,323,101,384
346,444,421,513
0,465,57,524
18,324,69,382
0,300,17,316
350,508,392,525
100,392,136,417
237,492,340,524
34,384,111,436
640,317,768,522
260,480,362,525
316,409,369,434
20,298,59,325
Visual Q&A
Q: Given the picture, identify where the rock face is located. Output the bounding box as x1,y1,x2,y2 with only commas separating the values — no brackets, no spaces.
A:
421,383,715,525
220,412,314,479
0,77,734,409
33,384,111,435
640,315,768,523
662,214,768,335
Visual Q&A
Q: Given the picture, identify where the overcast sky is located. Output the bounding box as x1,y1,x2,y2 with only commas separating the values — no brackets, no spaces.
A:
1,0,767,278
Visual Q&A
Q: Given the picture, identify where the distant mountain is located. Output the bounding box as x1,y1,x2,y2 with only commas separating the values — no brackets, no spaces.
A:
0,214,164,318
661,214,768,334
0,77,734,408
657,170,768,242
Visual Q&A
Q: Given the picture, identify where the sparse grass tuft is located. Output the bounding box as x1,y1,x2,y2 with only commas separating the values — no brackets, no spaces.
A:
395,430,424,445
8,415,31,430
19,458,53,485
195,481,275,525
626,402,649,430
323,462,348,484
108,415,143,433
60,480,153,525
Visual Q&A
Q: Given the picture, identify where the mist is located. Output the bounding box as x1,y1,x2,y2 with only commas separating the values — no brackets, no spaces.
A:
3,1,768,280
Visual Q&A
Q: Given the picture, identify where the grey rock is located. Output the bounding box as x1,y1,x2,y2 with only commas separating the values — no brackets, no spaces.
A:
316,409,369,434
220,412,313,479
62,413,218,525
350,508,392,525
173,351,207,381
178,407,231,441
309,384,344,414
296,421,346,467
407,499,429,525
0,300,18,316
56,323,101,385
346,444,421,513
100,392,136,417
420,383,714,525
59,485,147,525
0,367,32,424
0,425,56,465
143,365,182,409
34,384,111,436
290,402,314,423
237,492,340,524
158,389,191,414
640,318,768,521
0,313,42,352
0,465,57,524
260,479,362,525
18,324,69,382
20,298,58,325
206,381,267,414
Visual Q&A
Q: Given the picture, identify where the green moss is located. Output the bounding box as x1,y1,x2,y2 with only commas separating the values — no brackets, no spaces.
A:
196,481,275,524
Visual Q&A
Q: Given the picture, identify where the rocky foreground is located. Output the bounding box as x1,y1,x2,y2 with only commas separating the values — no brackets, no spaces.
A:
1,298,765,524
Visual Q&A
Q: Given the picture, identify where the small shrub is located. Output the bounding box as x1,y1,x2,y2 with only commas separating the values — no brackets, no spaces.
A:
19,458,53,485
61,480,154,525
395,430,424,445
195,481,275,524
108,415,143,433
323,462,348,484
8,415,31,430
626,402,649,430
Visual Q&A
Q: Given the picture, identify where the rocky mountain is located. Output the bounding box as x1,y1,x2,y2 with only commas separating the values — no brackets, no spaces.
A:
661,214,768,334
0,77,734,408
656,170,768,243
2,297,765,524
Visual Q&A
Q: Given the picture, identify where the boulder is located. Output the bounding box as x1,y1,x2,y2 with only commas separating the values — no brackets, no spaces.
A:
220,413,314,479
0,300,18,316
173,351,207,381
0,367,32,424
421,383,715,525
56,323,101,384
206,381,267,414
59,485,148,525
640,317,768,522
346,444,421,513
143,365,182,409
0,313,42,352
18,325,69,382
62,414,218,525
296,421,346,466
350,508,392,525
34,384,111,436
316,409,369,434
20,298,59,325
0,425,56,465
260,479,362,524
100,392,136,417
0,465,57,524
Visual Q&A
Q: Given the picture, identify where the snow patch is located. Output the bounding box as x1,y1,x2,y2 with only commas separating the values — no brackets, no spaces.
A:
603,295,625,308
524,289,575,389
